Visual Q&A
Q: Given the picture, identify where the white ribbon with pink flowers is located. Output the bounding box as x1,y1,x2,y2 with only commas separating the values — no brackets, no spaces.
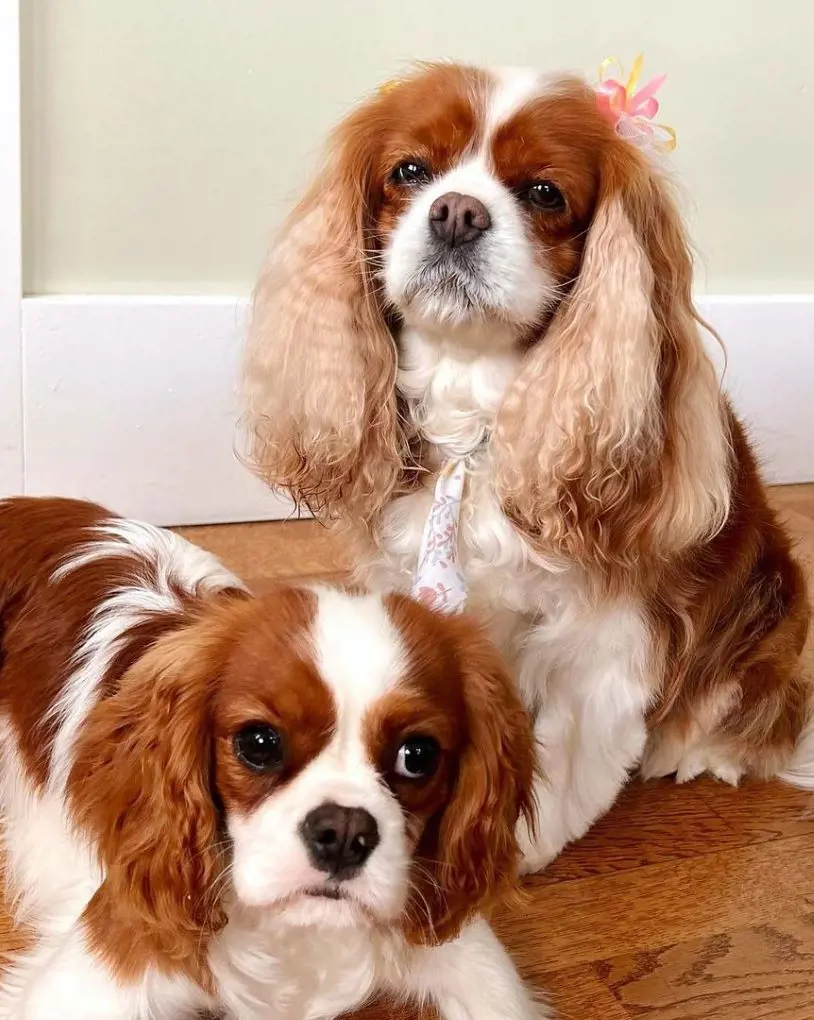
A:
411,459,468,614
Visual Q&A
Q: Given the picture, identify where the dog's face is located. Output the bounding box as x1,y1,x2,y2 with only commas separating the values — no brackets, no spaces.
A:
214,588,536,940
373,68,609,340
80,586,535,947
216,587,468,930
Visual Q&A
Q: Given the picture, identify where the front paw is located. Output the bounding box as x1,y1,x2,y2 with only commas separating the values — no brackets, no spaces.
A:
516,818,556,876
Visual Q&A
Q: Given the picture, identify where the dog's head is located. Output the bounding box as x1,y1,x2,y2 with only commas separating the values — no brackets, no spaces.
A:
74,586,535,950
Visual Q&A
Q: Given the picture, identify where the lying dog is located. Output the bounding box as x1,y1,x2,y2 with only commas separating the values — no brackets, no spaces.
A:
0,496,542,1019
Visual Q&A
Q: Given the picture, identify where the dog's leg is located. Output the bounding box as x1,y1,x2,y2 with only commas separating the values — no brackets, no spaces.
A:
403,918,549,1020
514,605,652,873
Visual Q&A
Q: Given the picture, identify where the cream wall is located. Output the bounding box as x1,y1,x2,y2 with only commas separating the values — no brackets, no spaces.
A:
21,0,814,296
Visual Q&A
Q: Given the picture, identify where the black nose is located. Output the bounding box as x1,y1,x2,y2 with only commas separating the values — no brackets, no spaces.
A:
299,802,380,879
429,192,492,248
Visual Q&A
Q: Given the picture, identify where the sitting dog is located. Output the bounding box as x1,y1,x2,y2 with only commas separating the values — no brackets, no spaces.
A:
242,62,812,873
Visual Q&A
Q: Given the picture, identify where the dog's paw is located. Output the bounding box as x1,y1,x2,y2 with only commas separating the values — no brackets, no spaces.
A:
516,819,556,876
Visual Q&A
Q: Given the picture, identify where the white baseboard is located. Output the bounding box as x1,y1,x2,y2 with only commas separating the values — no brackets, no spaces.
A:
16,294,814,527
698,296,814,485
20,296,288,526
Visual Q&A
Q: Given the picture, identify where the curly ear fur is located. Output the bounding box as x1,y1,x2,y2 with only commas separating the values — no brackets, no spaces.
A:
70,619,233,980
242,95,405,527
494,142,732,582
404,619,537,945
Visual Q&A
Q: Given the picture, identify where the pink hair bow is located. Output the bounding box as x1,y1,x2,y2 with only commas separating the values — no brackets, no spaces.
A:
595,54,677,153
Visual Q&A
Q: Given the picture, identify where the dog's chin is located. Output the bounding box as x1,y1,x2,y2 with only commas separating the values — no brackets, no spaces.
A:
276,890,373,930
392,269,537,347
398,270,491,326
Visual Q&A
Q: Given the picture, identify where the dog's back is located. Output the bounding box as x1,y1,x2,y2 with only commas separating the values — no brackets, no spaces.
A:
0,496,112,622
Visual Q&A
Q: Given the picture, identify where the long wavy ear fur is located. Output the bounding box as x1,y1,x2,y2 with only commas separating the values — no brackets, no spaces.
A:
404,617,537,945
242,98,404,526
494,142,732,580
71,618,233,976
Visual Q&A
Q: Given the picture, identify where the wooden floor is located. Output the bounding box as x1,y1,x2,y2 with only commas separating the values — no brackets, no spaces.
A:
4,487,814,1018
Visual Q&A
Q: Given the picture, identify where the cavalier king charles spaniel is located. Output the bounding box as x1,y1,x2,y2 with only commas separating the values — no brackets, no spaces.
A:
242,62,812,873
0,496,541,1019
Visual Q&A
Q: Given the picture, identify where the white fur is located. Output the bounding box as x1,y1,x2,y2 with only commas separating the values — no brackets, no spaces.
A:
486,67,543,134
402,918,545,1019
641,683,746,786
373,426,653,871
1,530,544,1019
383,68,565,335
779,714,814,789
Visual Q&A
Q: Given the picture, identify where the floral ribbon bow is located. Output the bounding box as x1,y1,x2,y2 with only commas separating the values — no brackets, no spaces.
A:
595,54,677,153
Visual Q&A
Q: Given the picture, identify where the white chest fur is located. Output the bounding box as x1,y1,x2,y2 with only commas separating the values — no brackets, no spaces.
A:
397,326,520,460
376,327,562,625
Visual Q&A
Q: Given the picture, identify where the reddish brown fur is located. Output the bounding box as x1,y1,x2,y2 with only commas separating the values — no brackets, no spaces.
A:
245,65,492,522
214,592,335,815
649,417,810,765
491,99,812,765
0,497,179,785
490,83,607,287
496,133,712,571
72,590,326,985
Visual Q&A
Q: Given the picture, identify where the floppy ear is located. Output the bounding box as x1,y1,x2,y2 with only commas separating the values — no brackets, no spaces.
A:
405,619,536,945
70,620,232,969
242,97,404,526
494,142,731,579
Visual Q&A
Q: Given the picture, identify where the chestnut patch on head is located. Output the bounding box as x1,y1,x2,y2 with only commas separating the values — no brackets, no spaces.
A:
66,585,338,988
363,596,469,845
213,589,336,816
490,83,613,284
365,686,462,845
374,65,489,241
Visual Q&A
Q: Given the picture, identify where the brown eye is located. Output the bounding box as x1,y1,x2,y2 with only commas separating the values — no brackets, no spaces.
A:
525,180,566,212
391,160,432,187
234,724,284,772
394,736,440,779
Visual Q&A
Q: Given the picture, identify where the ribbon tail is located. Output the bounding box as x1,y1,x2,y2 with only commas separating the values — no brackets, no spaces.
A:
630,73,667,111
625,53,645,96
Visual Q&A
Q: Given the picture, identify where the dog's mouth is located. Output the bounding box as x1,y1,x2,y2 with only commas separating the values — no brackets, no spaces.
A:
407,263,483,304
303,886,345,901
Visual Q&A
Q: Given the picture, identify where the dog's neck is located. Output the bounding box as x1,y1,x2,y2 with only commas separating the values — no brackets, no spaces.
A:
396,325,523,462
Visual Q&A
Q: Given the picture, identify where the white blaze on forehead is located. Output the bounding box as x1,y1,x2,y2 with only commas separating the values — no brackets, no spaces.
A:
310,587,407,732
485,66,544,140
